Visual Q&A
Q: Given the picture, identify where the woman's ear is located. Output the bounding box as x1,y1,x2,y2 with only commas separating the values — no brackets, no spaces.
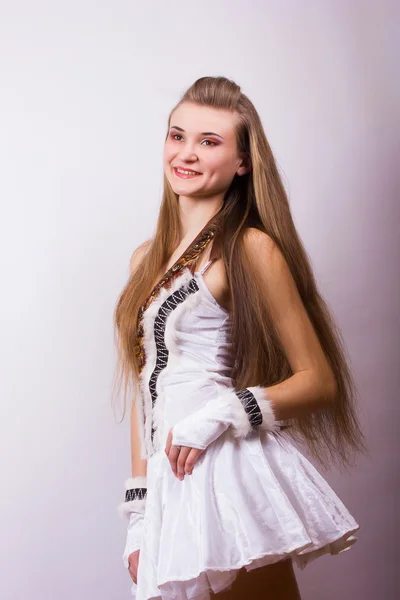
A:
236,153,252,176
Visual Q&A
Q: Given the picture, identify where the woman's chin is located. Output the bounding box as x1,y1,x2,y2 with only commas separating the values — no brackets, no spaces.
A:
170,183,203,197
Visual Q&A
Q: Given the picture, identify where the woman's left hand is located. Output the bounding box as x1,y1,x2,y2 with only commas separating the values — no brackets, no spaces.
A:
164,428,204,480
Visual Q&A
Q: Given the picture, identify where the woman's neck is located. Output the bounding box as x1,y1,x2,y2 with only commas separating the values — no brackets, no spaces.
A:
177,196,224,241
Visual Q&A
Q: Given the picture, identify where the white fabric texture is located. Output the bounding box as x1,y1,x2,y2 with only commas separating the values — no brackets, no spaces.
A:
129,265,359,600
123,513,145,569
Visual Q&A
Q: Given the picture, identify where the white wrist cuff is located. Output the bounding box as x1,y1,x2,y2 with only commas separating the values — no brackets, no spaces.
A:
245,386,278,432
118,476,147,520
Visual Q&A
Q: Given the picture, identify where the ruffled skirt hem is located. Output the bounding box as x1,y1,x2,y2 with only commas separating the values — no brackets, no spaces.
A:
133,527,358,600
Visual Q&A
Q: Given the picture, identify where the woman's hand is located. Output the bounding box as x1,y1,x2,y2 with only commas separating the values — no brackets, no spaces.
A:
164,428,204,480
127,550,140,584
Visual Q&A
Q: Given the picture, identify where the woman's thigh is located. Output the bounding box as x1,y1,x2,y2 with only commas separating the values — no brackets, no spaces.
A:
211,559,302,600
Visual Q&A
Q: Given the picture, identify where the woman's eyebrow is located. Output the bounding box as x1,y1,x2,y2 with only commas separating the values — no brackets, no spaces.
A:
170,125,224,140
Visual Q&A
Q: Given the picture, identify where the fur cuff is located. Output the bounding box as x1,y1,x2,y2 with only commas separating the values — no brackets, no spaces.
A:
117,476,147,520
246,386,278,432
226,389,253,438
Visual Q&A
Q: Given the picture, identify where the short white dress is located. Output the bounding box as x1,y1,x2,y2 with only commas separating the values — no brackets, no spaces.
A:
131,259,359,600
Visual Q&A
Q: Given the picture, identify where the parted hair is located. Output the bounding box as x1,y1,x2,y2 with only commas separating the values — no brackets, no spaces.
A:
114,76,366,470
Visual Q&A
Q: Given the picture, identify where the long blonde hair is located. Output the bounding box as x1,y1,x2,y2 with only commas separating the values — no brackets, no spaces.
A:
114,76,366,470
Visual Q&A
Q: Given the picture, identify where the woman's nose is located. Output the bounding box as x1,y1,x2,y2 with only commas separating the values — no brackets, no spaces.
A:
178,145,198,162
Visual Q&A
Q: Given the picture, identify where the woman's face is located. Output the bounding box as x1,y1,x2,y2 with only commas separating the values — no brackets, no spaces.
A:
163,102,248,200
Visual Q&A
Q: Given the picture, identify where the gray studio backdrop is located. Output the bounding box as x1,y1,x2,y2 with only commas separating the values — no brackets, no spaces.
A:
0,1,398,599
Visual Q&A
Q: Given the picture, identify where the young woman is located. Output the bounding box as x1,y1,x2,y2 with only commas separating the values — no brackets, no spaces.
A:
114,76,365,600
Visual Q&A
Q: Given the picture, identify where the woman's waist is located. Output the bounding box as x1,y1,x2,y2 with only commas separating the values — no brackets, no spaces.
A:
160,368,234,390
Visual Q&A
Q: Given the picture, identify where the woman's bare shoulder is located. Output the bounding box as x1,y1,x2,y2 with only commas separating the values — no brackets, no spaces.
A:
243,228,278,267
243,227,275,252
130,239,152,275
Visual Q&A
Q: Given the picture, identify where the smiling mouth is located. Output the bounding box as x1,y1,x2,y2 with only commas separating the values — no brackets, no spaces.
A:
173,167,202,178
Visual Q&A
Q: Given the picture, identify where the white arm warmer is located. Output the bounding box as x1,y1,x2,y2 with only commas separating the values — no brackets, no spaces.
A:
172,385,277,450
118,476,147,567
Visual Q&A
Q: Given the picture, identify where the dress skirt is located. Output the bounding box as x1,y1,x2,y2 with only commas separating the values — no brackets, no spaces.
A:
132,425,359,600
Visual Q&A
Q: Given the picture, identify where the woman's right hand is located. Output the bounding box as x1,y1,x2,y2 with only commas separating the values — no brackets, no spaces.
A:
127,550,140,583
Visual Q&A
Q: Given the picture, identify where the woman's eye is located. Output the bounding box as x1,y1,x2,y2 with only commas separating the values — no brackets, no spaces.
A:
170,134,216,146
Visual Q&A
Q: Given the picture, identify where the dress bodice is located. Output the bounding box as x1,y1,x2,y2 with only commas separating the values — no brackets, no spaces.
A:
164,262,234,382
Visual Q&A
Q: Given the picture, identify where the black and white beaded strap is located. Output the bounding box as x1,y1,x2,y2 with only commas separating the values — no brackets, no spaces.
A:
118,476,148,520
149,278,199,442
235,388,263,427
125,487,147,503
235,385,277,432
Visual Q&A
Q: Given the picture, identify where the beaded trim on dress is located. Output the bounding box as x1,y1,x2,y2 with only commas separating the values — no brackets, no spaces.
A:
148,277,200,445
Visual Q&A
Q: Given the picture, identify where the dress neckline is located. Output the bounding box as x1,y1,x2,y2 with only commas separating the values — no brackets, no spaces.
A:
138,219,218,322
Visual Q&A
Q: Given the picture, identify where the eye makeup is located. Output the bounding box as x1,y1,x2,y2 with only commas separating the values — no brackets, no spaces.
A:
170,133,217,147
169,125,224,141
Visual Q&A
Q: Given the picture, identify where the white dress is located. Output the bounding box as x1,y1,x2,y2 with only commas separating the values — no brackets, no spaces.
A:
131,259,359,600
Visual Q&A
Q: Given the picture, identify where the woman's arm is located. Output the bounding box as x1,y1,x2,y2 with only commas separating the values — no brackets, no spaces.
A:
165,228,337,476
130,399,147,478
243,228,337,421
121,240,152,580
129,239,152,478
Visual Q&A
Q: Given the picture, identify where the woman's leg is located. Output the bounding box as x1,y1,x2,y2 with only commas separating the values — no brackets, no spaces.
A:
212,559,302,600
